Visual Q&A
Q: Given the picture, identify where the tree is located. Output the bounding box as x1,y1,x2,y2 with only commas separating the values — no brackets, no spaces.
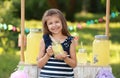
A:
89,0,103,13
12,0,120,21
47,0,77,22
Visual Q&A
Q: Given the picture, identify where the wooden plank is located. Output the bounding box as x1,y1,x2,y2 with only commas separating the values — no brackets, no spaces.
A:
74,65,112,78
15,64,112,78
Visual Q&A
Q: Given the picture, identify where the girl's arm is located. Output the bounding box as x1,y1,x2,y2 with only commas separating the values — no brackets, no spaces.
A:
63,39,77,68
37,38,53,68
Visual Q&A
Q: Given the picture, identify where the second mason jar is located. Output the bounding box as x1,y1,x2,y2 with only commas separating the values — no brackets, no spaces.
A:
77,48,87,65
25,28,42,64
92,35,110,66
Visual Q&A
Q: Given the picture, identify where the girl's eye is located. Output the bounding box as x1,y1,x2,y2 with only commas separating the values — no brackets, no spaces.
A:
55,21,59,23
48,22,52,26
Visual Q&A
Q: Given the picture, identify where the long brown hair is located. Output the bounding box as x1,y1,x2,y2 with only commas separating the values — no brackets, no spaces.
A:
42,8,70,36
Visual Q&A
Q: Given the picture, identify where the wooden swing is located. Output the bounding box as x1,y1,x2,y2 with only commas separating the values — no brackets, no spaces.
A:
19,0,112,78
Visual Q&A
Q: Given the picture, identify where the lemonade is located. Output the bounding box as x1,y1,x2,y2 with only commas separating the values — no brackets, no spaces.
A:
25,28,42,64
92,35,110,66
52,41,64,57
77,48,87,65
49,35,64,57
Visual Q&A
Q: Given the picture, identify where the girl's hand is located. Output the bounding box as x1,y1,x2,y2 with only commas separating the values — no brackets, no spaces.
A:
55,51,68,60
46,46,53,57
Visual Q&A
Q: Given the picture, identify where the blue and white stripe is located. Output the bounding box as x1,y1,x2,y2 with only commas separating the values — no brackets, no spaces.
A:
40,57,74,77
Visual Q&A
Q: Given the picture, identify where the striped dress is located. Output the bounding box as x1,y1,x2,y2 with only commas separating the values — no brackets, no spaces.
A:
39,34,74,78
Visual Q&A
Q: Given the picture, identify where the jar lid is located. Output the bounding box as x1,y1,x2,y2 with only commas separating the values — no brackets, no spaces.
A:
95,35,108,40
78,48,86,53
30,28,42,32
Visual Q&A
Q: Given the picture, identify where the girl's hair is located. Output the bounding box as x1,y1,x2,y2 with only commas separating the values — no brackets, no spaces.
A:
42,8,70,36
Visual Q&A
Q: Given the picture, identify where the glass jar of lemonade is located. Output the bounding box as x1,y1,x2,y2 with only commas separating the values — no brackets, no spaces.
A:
92,35,110,66
52,41,64,57
25,28,42,64
77,48,87,65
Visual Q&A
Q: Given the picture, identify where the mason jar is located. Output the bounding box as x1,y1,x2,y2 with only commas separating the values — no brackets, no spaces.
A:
25,28,42,64
92,35,110,66
77,48,87,65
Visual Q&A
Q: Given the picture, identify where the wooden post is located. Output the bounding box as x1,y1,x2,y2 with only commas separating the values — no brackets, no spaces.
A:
20,0,25,62
105,0,110,37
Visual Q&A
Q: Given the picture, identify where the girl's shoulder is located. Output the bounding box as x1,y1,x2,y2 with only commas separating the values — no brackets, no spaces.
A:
42,34,52,43
63,35,74,44
43,34,49,38
43,34,50,39
67,35,74,41
43,34,52,47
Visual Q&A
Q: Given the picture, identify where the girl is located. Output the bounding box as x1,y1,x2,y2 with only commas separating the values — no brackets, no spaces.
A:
37,8,77,78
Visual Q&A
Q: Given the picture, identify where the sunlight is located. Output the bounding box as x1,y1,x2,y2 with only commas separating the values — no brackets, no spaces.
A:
0,47,3,55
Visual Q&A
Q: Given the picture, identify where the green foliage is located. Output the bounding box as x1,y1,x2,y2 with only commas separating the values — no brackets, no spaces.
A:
25,0,48,20
0,0,20,25
1,0,120,22
0,30,19,53
111,63,120,78
12,0,49,20
89,0,103,13
0,53,19,78
0,1,20,53
110,0,120,11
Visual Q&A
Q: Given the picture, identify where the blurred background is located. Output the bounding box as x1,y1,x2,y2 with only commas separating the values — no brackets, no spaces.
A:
0,0,120,78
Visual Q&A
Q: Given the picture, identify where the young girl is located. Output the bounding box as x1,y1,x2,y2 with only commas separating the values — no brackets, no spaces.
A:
37,8,77,78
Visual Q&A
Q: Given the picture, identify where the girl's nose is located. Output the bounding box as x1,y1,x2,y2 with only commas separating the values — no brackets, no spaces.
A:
52,23,56,26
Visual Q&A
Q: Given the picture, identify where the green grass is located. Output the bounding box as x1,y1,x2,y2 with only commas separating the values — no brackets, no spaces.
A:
75,12,120,22
0,53,19,78
111,63,120,78
75,12,104,22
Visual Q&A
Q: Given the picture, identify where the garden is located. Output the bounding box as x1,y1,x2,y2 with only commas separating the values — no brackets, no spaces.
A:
0,0,120,78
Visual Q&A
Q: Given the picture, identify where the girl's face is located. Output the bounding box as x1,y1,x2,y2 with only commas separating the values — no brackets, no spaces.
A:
46,15,62,35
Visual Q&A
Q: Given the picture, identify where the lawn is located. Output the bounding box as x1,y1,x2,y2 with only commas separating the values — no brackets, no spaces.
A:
0,22,120,78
